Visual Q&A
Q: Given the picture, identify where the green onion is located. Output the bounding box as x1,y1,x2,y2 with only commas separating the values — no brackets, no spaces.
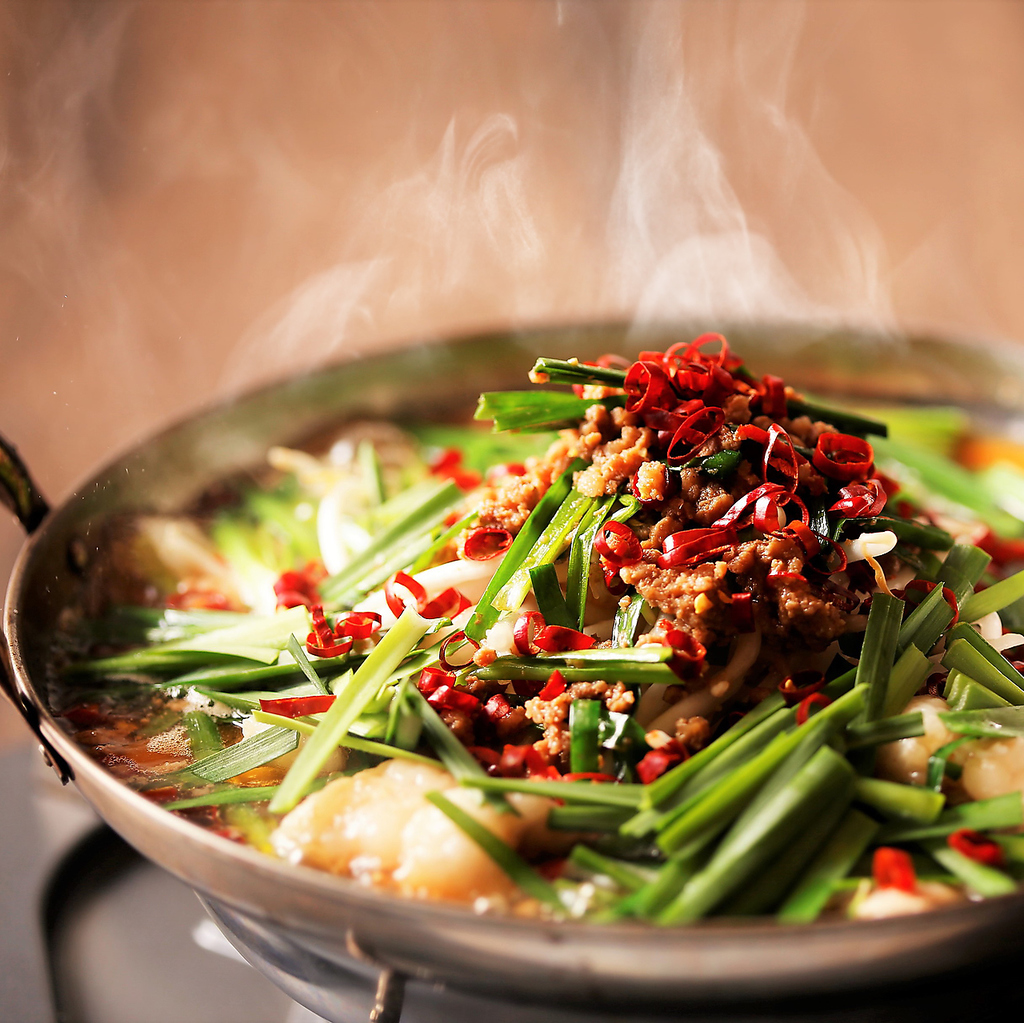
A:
320,480,462,605
475,648,676,688
424,791,563,909
409,510,478,574
919,838,1018,897
190,727,299,784
858,592,905,722
777,808,879,923
164,785,284,810
357,438,386,506
938,705,1024,738
882,645,932,718
994,834,1024,863
461,776,642,808
611,851,703,921
492,489,595,615
548,805,633,831
405,687,488,781
384,678,423,750
162,653,359,691
961,567,1024,623
183,711,224,760
269,609,430,813
465,459,584,639
787,398,888,437
567,845,651,892
946,622,1024,694
897,583,953,657
853,777,945,824
936,544,993,608
876,793,1023,843
612,594,647,648
942,638,1024,706
925,736,973,792
658,746,855,923
529,357,626,388
475,390,622,432
690,449,741,480
286,634,330,696
529,564,574,629
565,497,615,629
569,699,603,775
845,712,924,750
944,671,1011,712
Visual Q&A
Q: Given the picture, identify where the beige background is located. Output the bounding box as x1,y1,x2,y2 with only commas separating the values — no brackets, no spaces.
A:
3,0,1024,748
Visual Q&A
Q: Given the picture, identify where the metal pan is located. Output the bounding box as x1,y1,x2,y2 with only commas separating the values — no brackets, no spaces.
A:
4,323,1024,1017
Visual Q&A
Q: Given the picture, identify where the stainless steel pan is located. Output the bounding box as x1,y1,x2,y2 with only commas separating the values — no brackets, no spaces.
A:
5,324,1024,1018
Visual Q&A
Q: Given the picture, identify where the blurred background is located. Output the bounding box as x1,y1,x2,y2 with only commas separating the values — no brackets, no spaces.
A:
3,0,1024,750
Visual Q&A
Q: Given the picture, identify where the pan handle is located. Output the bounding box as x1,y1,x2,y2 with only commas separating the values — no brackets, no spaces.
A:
0,431,49,534
0,429,70,782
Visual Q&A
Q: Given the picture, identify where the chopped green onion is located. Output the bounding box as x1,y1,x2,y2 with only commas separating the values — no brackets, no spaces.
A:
897,583,954,657
190,727,299,784
777,808,879,923
475,390,622,432
853,777,945,824
357,438,386,506
961,567,1024,623
944,670,1011,712
936,544,993,608
529,357,626,388
925,736,973,792
946,622,1024,694
882,645,932,718
567,845,650,892
424,791,563,909
465,459,584,639
565,497,615,629
529,564,574,629
286,634,329,696
475,649,676,687
165,785,283,810
183,711,224,760
162,653,358,691
938,705,1024,738
461,776,642,808
569,699,603,775
858,592,905,722
876,793,1023,843
410,510,478,574
612,594,647,648
942,638,1024,706
269,609,430,813
845,712,924,750
548,805,633,831
919,838,1018,898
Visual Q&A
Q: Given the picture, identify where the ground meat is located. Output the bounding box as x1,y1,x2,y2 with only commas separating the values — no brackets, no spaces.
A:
635,461,668,503
439,708,476,746
574,421,655,497
674,715,711,751
493,706,528,740
524,681,635,763
722,393,752,425
474,434,578,534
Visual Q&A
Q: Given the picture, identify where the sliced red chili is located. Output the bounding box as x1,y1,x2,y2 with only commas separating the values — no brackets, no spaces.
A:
657,526,738,569
675,332,732,367
417,666,455,694
730,591,755,632
533,626,597,653
513,611,547,656
498,743,559,779
562,772,619,783
763,423,800,492
335,611,382,640
468,745,501,771
872,847,917,892
310,604,334,646
977,529,1024,567
829,479,886,518
259,694,337,717
636,748,685,784
384,571,427,618
537,670,567,700
429,448,482,491
774,521,822,559
795,692,832,725
624,360,675,414
462,527,513,561
438,630,480,671
594,521,643,567
736,423,770,445
427,685,481,715
483,694,515,723
665,406,726,464
663,626,706,680
759,374,787,418
421,587,471,620
947,828,1006,867
712,483,789,529
778,670,826,706
812,432,874,482
601,557,628,596
305,632,354,658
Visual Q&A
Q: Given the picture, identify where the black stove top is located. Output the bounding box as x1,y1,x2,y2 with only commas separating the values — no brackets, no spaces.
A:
3,746,1022,1023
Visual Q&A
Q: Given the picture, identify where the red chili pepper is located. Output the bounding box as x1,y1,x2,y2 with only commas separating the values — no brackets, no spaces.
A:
467,745,501,771
512,679,545,699
498,743,559,778
759,374,788,418
795,692,832,725
601,556,628,596
872,847,917,892
663,626,706,680
421,586,471,620
624,360,675,414
427,685,481,715
778,670,826,706
305,632,353,658
812,432,874,482
657,526,738,569
429,448,482,491
976,529,1024,567
537,670,567,701
712,483,789,530
736,423,770,445
259,694,337,717
513,611,547,656
774,521,822,559
829,479,887,518
562,772,619,783
462,527,514,561
483,694,515,723
438,630,480,671
167,588,232,611
384,571,428,618
762,423,800,493
533,626,597,653
273,561,326,609
636,748,684,784
730,591,755,632
594,521,643,567
674,332,732,368
417,666,455,693
947,829,1006,867
665,406,726,464
335,611,382,640
895,580,959,626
